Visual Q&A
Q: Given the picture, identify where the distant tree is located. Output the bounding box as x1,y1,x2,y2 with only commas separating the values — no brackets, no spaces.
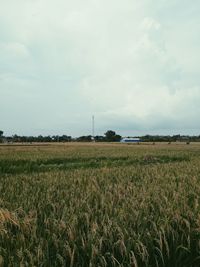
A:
51,135,71,142
59,135,72,142
105,130,121,142
0,130,3,143
94,135,105,142
77,135,92,142
20,136,28,142
114,134,122,142
12,134,20,142
52,135,60,142
105,130,116,141
172,134,181,142
37,135,44,142
43,136,52,142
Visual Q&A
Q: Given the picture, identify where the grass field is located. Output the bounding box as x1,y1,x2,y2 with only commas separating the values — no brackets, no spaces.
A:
0,142,200,267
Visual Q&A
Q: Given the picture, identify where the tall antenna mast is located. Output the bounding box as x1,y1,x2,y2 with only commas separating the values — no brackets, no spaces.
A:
92,115,95,141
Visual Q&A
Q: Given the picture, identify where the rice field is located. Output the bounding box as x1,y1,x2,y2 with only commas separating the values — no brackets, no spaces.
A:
0,142,200,267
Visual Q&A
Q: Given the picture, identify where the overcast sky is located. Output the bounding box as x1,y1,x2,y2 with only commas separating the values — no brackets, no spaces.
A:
0,0,200,136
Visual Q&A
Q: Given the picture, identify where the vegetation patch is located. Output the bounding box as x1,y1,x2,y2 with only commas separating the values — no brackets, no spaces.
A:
0,155,189,174
0,144,199,267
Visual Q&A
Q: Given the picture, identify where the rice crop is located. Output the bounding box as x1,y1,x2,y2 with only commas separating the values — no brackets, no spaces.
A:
0,143,200,267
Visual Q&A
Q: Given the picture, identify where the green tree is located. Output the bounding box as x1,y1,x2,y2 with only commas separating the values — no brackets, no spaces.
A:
105,130,121,142
77,135,92,142
0,130,3,143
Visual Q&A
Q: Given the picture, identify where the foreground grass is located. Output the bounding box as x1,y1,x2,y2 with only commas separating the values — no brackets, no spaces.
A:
0,143,200,266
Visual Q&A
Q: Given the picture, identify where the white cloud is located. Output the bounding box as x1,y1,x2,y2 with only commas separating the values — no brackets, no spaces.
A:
0,0,200,135
0,42,29,58
141,17,161,31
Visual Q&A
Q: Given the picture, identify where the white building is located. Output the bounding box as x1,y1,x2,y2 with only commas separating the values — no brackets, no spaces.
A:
120,137,141,143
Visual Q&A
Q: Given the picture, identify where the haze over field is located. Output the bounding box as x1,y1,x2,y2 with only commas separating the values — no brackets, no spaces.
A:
0,0,200,136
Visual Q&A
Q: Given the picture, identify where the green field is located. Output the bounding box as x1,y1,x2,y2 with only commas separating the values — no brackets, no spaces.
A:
0,143,200,267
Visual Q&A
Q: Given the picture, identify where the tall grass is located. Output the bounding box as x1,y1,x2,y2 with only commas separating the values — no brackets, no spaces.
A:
0,143,200,266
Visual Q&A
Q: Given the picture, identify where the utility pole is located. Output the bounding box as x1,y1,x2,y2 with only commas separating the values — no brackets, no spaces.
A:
92,115,95,141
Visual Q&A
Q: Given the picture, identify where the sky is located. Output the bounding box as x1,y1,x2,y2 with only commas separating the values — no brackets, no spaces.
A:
0,0,200,137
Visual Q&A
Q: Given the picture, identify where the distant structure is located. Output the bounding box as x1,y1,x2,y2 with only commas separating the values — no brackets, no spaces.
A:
120,137,141,143
92,115,95,141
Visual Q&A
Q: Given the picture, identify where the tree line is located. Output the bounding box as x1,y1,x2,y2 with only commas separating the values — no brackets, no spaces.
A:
1,130,200,143
0,130,121,143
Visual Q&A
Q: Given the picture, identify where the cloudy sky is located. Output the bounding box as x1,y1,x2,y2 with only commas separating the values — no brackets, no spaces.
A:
0,0,200,136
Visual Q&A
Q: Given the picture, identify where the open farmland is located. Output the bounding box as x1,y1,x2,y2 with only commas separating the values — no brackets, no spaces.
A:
0,143,200,267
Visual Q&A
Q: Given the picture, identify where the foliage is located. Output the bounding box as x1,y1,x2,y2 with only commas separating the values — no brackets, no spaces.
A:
105,130,122,142
0,143,200,266
0,131,3,143
77,135,93,142
2,130,200,143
